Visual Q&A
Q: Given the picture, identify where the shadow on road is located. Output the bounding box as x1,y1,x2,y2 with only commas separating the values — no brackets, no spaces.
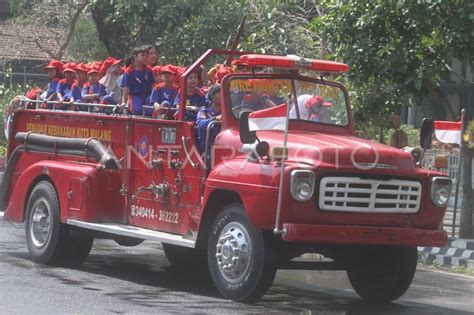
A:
2,244,472,314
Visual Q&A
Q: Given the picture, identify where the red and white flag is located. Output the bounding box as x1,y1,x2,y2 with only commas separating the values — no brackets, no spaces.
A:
249,103,288,131
434,120,462,144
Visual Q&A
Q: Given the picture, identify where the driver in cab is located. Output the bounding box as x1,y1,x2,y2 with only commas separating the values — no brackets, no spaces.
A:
240,79,276,111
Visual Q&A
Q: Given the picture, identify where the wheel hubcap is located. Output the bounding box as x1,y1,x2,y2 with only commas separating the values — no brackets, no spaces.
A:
215,222,251,283
29,198,51,248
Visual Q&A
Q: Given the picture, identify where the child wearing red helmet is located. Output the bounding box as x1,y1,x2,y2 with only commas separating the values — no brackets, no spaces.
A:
150,65,178,118
82,63,106,108
42,59,64,109
56,62,76,109
70,63,89,111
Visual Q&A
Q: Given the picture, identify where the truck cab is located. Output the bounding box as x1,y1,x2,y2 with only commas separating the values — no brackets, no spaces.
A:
0,50,451,303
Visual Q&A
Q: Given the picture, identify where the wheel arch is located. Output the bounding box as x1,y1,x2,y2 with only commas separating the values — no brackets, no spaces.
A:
196,189,243,249
23,174,58,222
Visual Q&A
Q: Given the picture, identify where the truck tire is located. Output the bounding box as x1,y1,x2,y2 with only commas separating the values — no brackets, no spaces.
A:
25,181,93,265
207,203,277,302
346,246,417,304
162,243,207,268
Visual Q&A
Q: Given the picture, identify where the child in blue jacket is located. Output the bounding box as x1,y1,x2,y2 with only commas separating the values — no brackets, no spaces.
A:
120,46,155,115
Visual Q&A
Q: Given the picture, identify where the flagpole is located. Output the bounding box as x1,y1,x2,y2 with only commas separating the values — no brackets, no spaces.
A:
273,95,291,235
451,108,466,238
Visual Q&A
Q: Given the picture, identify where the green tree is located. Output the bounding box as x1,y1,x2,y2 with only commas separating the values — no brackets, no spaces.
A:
89,0,244,63
88,0,325,64
315,0,474,121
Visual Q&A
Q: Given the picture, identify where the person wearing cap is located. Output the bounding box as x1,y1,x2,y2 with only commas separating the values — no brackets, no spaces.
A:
42,59,64,109
197,84,222,155
231,59,250,73
215,66,233,84
240,79,276,111
56,62,76,109
82,63,106,106
173,70,207,121
120,46,155,115
24,87,43,109
70,63,89,111
150,64,178,119
152,65,163,84
99,57,123,107
304,95,332,122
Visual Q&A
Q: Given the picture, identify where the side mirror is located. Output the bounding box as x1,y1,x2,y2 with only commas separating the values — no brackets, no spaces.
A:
420,118,434,150
240,111,257,144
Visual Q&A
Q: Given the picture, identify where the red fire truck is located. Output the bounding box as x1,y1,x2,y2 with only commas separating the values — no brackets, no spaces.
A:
1,50,451,303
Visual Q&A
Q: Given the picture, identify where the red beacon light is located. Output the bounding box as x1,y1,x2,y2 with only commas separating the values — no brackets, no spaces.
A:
239,54,349,73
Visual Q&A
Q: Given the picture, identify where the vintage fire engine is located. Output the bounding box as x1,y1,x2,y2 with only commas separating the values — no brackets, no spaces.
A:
0,50,451,303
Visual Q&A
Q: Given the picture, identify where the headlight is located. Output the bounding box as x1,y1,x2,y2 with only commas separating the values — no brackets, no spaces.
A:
430,177,452,207
290,170,315,202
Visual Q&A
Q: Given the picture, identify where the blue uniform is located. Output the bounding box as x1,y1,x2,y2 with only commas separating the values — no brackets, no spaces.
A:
56,79,74,101
173,88,207,121
44,78,60,109
241,93,271,111
149,83,178,106
46,78,60,99
71,81,87,111
196,106,221,154
121,66,155,115
81,82,106,101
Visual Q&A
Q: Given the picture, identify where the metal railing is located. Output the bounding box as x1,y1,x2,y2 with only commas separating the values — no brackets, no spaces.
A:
17,97,121,114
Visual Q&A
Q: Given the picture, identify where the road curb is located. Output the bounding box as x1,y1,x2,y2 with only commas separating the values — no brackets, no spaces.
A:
418,243,474,270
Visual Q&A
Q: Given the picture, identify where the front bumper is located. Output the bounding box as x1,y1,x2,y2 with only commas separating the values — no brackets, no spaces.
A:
282,223,447,247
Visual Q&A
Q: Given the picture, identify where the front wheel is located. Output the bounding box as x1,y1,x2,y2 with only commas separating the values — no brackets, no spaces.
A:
346,246,417,304
207,203,277,302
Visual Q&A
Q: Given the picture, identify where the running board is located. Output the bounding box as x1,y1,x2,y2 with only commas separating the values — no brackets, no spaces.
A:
67,220,196,248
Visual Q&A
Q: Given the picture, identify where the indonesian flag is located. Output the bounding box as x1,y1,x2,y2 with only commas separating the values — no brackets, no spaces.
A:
434,120,462,144
249,103,288,131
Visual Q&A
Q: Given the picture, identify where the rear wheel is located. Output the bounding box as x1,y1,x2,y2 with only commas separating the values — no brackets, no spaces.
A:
25,181,93,265
346,246,417,304
207,203,277,302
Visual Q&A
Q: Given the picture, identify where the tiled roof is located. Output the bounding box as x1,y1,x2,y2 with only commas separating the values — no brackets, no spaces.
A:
0,20,64,62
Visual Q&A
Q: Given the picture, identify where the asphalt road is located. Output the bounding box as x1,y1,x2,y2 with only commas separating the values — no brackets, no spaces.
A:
1,219,473,314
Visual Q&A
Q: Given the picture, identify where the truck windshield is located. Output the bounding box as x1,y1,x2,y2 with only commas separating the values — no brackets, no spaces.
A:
228,77,349,127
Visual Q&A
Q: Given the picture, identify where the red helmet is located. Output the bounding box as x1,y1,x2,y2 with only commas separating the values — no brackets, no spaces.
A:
44,59,64,72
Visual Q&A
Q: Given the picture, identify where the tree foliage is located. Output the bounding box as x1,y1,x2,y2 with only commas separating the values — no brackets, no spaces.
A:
89,0,245,63
314,0,474,122
88,0,326,64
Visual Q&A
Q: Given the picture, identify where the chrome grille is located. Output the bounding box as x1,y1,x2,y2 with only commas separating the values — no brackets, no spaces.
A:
319,177,421,213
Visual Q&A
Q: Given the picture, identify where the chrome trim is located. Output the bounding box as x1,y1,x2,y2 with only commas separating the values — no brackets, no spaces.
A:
319,177,422,213
67,220,196,248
